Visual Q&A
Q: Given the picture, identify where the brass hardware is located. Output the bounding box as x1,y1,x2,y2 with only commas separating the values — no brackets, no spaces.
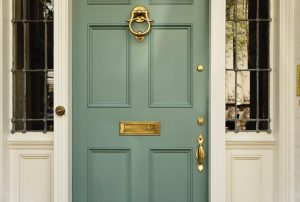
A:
197,117,205,126
127,6,153,42
196,65,204,72
297,64,300,96
120,121,160,136
55,106,65,116
196,134,205,171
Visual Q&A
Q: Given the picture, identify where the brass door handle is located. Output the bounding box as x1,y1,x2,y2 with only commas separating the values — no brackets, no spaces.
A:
127,6,153,42
196,134,205,171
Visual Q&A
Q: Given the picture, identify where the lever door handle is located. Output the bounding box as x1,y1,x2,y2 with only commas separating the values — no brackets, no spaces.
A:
196,134,205,171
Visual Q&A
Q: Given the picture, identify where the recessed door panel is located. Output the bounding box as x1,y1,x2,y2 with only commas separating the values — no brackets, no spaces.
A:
149,25,192,108
88,25,130,108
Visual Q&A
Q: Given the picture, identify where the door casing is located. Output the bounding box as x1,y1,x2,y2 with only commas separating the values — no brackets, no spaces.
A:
52,1,226,201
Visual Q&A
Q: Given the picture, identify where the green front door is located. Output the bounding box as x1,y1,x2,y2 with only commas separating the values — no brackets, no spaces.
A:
73,0,209,201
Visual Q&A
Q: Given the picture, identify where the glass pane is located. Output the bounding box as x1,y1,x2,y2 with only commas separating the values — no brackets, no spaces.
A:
225,71,236,104
26,121,44,131
259,0,269,19
28,23,45,69
47,121,54,131
47,21,54,69
26,72,45,119
236,0,249,20
226,0,235,20
14,23,24,69
14,121,24,132
226,21,235,70
249,71,258,119
226,121,235,131
14,72,25,119
259,22,270,69
248,21,257,69
25,0,54,20
259,121,269,131
259,72,269,119
13,0,24,20
236,22,249,69
248,0,257,19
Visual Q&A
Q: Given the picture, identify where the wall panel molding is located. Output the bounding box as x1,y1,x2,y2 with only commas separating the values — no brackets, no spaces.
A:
10,147,53,202
226,147,273,202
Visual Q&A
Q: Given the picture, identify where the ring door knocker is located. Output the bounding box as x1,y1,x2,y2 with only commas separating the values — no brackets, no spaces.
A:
127,6,153,42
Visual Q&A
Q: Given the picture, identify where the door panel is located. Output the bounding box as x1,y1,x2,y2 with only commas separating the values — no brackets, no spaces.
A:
73,0,209,201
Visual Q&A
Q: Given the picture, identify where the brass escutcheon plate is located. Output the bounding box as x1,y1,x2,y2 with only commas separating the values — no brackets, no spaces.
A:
120,121,160,136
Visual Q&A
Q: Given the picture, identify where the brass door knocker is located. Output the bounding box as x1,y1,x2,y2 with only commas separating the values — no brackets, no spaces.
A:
127,6,153,41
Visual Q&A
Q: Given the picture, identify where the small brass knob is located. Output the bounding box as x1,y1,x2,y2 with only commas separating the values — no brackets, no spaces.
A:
55,106,65,116
197,65,204,72
197,117,205,126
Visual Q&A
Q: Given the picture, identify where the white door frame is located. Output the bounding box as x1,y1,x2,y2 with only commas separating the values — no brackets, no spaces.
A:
53,1,227,202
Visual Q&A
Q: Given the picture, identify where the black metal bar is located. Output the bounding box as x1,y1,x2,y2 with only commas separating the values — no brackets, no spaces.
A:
43,0,48,133
227,18,271,22
12,118,54,121
267,0,271,131
22,0,28,133
233,0,238,132
11,0,16,133
256,0,260,132
225,68,272,72
226,118,271,122
12,20,54,23
12,69,53,72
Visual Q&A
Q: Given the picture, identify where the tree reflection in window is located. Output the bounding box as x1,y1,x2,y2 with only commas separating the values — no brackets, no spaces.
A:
225,0,271,132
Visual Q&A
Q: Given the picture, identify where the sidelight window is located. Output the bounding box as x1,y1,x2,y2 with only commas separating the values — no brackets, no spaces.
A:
11,0,54,133
225,0,271,132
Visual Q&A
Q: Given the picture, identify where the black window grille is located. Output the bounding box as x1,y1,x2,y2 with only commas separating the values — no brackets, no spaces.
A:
12,0,54,133
225,0,271,133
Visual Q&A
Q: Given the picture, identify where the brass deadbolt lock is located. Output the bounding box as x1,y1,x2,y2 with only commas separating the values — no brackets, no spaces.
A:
55,106,65,116
197,65,204,72
197,117,205,126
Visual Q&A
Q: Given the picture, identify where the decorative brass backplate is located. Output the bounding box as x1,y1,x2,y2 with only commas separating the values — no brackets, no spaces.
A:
120,121,160,136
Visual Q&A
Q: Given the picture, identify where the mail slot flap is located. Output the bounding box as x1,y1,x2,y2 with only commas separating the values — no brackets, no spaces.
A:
119,121,160,136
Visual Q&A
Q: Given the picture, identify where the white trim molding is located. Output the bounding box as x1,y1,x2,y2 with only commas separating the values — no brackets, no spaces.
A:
0,0,11,201
54,0,226,202
0,0,4,200
53,0,72,201
209,0,226,202
278,0,295,201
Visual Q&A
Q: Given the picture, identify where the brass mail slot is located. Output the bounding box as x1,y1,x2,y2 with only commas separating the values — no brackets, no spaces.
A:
119,121,160,136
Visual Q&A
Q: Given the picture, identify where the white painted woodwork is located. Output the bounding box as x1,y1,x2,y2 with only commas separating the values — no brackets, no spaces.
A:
0,0,297,202
9,136,53,202
295,119,300,202
225,136,276,202
53,0,72,201
278,0,295,201
294,0,300,201
209,1,226,202
226,140,274,202
1,0,13,201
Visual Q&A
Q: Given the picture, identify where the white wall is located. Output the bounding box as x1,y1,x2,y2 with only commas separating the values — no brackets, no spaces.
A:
294,0,300,201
